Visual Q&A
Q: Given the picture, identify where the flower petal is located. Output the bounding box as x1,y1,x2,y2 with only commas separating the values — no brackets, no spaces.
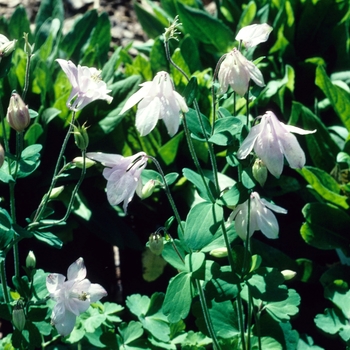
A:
260,198,287,214
135,97,161,136
237,123,263,159
86,152,124,168
235,23,273,48
46,273,66,294
256,206,280,239
119,83,151,115
53,309,77,337
67,257,86,282
88,282,108,302
284,124,316,135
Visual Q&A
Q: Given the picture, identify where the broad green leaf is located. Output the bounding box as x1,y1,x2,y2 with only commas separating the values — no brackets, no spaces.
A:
81,307,106,333
163,272,192,323
127,294,150,317
184,201,223,250
289,102,339,171
237,0,256,28
161,239,186,271
185,252,205,274
183,167,216,202
24,124,44,145
60,10,98,60
32,230,63,248
8,6,32,49
118,321,144,345
134,0,169,39
301,203,350,250
125,54,152,81
102,46,123,83
265,289,300,322
315,308,347,336
298,166,349,209
209,117,243,146
103,302,123,323
158,132,184,165
316,66,350,131
176,1,234,53
35,0,64,36
170,48,191,86
185,108,211,141
150,37,168,74
180,35,202,74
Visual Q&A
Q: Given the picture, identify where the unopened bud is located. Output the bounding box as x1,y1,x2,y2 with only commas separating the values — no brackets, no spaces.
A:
281,269,297,281
23,33,34,56
0,34,16,58
252,158,267,187
25,250,36,269
209,247,228,258
0,143,4,168
72,157,95,169
149,232,164,255
72,122,89,150
141,179,156,199
49,186,64,200
12,300,26,331
6,92,30,132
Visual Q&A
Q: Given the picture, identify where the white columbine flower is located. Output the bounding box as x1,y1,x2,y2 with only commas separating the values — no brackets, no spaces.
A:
46,257,107,337
236,23,273,48
227,191,287,240
56,59,113,111
218,48,265,96
86,151,148,213
119,71,188,137
237,111,316,178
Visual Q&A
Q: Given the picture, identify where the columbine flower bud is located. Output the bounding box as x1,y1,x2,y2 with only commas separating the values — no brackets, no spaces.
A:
6,92,30,132
281,269,297,281
49,186,65,200
12,300,26,331
72,157,95,169
23,33,34,56
25,250,36,269
252,158,268,187
72,122,89,150
149,232,164,255
141,179,156,199
0,143,4,169
0,34,16,58
209,247,228,258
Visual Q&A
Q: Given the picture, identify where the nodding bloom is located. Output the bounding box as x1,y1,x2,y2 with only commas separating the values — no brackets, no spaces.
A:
46,258,107,337
227,191,287,241
86,151,148,213
119,71,188,137
235,23,273,48
56,59,112,111
237,111,316,178
218,48,265,96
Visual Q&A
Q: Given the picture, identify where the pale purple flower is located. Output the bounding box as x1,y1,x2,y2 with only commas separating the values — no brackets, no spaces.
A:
227,191,287,240
56,59,113,111
237,111,316,178
46,257,107,337
119,71,188,137
218,48,265,96
236,23,273,48
86,151,148,213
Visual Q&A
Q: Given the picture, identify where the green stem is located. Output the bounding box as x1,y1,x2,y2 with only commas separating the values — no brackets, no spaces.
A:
235,295,247,350
196,279,221,350
0,260,10,308
182,112,215,203
148,156,184,235
32,111,76,224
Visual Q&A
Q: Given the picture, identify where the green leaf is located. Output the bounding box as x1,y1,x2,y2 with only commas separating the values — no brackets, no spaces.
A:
24,124,44,145
103,302,123,323
184,202,223,250
158,132,184,166
209,117,243,146
163,272,192,323
185,252,205,274
32,230,63,248
265,289,301,322
301,203,350,250
185,108,211,141
32,269,49,299
176,1,234,53
161,239,186,271
315,65,350,131
298,166,349,209
315,308,347,336
183,168,216,202
118,321,144,345
81,307,106,333
8,6,32,49
35,0,64,36
289,102,339,171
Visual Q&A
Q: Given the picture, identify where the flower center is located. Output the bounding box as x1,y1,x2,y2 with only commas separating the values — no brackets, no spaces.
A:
91,70,102,82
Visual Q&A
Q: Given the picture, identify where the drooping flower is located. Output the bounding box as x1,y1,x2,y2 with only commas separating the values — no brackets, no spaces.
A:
237,111,316,178
46,257,107,337
218,48,265,96
86,151,148,213
119,71,188,137
227,191,287,240
236,23,273,48
56,59,113,111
